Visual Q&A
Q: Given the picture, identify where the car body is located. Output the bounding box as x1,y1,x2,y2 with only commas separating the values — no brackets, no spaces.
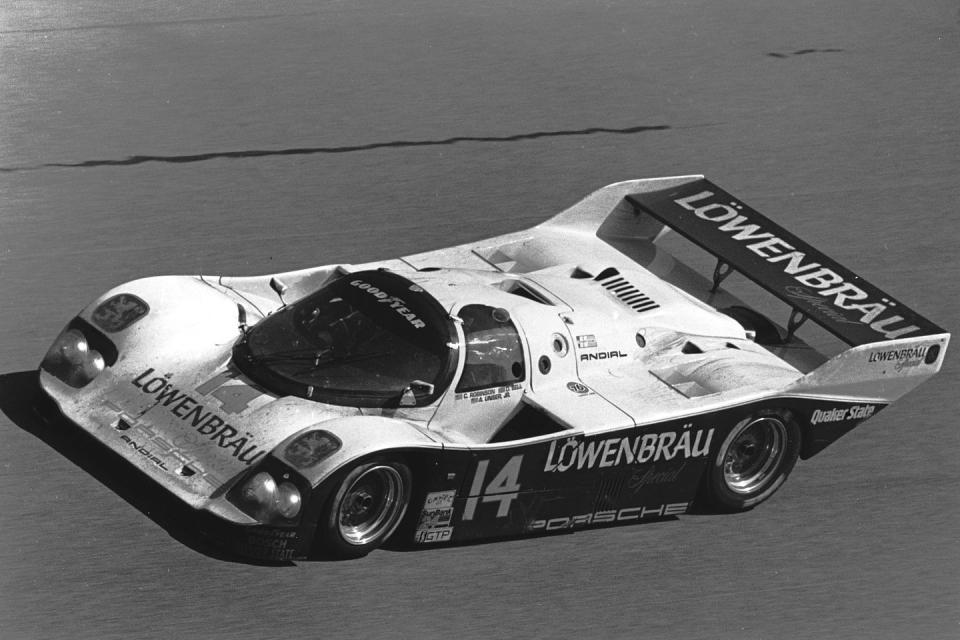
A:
38,176,949,560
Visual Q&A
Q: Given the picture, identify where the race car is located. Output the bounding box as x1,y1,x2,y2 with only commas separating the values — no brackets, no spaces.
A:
38,176,949,560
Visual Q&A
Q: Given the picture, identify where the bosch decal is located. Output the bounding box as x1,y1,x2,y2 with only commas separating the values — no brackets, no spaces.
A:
132,368,266,466
236,530,297,561
544,424,714,473
810,404,876,425
673,190,923,340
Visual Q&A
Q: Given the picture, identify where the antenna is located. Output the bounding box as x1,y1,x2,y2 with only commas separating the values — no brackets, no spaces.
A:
236,303,248,334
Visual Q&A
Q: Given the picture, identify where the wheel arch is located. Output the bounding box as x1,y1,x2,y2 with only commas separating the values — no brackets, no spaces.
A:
695,405,802,513
264,416,444,558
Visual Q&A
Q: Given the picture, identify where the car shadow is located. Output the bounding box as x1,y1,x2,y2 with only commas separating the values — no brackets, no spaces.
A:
380,511,683,556
0,370,291,566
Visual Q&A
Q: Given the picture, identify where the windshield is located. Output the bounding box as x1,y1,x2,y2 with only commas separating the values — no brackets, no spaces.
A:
234,270,456,407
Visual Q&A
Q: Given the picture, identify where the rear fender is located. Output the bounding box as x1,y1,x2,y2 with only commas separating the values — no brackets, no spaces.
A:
785,334,949,401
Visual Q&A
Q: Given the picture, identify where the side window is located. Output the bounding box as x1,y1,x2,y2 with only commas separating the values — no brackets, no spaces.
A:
456,305,525,392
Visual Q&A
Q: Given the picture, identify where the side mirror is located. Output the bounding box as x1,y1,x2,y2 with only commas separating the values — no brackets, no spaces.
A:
399,380,436,406
270,277,289,306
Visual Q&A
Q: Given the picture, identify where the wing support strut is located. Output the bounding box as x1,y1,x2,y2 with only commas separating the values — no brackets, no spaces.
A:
786,308,809,341
711,259,733,292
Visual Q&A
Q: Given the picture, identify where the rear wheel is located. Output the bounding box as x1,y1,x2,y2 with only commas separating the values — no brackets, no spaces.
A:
320,459,412,558
703,412,800,511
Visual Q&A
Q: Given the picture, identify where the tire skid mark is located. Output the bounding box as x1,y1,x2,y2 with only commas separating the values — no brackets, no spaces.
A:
767,48,846,58
0,124,673,173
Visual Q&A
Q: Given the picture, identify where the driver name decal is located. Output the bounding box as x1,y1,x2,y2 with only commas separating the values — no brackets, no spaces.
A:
349,279,426,328
132,368,266,465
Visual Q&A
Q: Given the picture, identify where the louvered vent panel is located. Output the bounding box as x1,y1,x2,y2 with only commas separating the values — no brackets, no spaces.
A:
595,270,659,313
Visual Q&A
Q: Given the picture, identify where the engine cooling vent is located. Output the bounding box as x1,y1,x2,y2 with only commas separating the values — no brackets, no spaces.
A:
595,268,659,313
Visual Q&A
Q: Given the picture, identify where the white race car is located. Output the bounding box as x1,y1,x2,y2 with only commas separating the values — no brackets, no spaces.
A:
38,176,948,560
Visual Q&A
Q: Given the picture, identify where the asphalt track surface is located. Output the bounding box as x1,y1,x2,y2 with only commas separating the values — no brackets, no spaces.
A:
1,2,958,639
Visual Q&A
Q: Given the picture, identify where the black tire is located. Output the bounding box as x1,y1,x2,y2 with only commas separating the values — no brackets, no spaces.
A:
703,411,800,511
319,459,412,559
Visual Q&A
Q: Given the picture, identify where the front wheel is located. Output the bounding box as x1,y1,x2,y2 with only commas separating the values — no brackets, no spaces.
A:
702,412,800,511
319,459,412,558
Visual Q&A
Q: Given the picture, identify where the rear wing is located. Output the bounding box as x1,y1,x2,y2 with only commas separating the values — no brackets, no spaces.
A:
625,177,946,347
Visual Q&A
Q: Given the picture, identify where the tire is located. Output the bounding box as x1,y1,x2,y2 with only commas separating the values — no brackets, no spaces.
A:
319,459,412,559
703,411,800,511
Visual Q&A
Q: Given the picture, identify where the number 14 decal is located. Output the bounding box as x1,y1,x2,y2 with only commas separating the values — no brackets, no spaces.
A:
462,455,524,520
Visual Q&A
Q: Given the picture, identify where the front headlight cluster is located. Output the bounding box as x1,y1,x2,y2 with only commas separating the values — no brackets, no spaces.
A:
231,430,342,524
236,471,302,522
41,324,107,388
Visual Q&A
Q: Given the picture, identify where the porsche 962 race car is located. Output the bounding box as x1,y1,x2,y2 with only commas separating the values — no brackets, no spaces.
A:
38,176,949,560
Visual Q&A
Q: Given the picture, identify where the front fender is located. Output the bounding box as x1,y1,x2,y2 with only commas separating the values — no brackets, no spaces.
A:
274,415,443,488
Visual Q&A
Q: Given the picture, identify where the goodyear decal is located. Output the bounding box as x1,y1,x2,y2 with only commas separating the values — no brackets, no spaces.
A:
349,279,426,329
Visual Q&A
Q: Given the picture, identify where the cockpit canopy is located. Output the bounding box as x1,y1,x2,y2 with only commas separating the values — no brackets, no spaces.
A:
235,270,457,407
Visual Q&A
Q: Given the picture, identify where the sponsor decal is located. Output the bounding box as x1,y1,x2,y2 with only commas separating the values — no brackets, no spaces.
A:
454,383,521,403
423,490,456,510
349,279,426,329
673,190,923,340
566,381,591,395
543,423,714,473
91,293,149,333
237,529,297,561
414,491,457,544
132,368,266,466
415,527,453,544
810,404,876,425
627,461,688,492
576,334,597,349
529,502,689,531
104,400,224,489
580,351,628,361
418,508,453,529
866,345,931,372
120,434,169,470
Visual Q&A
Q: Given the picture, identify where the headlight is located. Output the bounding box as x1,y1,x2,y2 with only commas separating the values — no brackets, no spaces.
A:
236,471,302,522
41,327,106,388
276,482,302,519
